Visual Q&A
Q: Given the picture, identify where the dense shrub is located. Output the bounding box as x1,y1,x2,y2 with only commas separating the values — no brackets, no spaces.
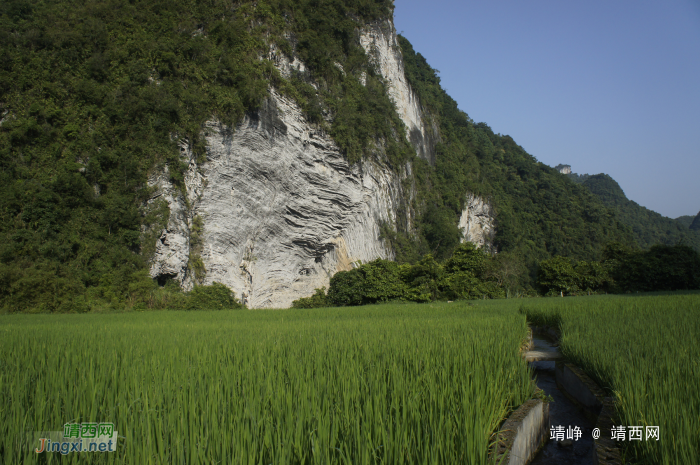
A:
182,282,244,310
537,256,593,296
327,259,408,306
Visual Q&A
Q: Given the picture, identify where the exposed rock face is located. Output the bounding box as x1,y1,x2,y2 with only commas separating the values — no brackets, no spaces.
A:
147,142,203,289
458,193,495,250
360,20,438,164
554,164,572,175
197,90,412,308
267,44,307,81
150,88,412,308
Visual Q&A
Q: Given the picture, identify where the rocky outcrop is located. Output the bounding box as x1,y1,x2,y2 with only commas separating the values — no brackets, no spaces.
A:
554,164,572,175
459,193,495,250
197,90,412,308
360,20,438,164
150,88,412,308
267,44,307,81
147,142,204,289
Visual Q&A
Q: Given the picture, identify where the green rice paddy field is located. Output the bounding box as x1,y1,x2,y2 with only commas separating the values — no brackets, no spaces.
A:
1,293,698,464
521,293,700,465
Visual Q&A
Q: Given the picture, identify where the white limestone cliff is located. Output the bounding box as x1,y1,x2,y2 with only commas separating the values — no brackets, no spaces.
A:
458,193,495,250
150,87,412,308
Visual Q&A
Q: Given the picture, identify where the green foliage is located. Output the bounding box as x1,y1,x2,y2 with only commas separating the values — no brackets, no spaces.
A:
536,256,582,296
140,198,170,263
445,242,487,276
581,174,700,251
400,254,443,302
188,215,206,284
565,172,591,184
325,243,505,307
421,205,462,260
327,259,408,306
378,220,426,264
676,215,695,228
127,269,158,307
536,256,612,296
291,287,328,308
441,271,504,301
484,251,526,298
691,211,700,231
675,215,695,229
605,243,700,293
572,260,611,293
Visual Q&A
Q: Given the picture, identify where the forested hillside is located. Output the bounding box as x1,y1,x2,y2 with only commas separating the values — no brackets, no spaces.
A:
396,37,632,274
578,174,700,251
0,0,644,311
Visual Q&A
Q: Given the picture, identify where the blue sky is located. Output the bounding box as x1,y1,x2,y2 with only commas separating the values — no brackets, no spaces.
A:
393,0,700,219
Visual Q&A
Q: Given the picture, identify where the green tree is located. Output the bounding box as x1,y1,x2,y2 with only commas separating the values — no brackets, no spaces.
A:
606,245,700,292
485,251,525,297
691,211,700,231
445,242,488,277
401,254,443,302
536,256,580,296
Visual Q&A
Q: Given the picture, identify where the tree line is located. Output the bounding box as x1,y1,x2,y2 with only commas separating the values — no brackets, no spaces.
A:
537,243,700,296
293,242,700,308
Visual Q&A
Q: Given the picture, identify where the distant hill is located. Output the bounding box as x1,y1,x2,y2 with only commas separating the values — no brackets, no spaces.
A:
676,215,696,229
691,212,700,231
576,174,700,250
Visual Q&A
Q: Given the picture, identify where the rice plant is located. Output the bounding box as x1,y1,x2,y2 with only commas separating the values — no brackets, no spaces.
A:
0,302,534,464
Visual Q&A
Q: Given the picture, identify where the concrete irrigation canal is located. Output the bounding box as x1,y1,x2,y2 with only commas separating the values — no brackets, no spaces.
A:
526,333,595,464
496,327,622,465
